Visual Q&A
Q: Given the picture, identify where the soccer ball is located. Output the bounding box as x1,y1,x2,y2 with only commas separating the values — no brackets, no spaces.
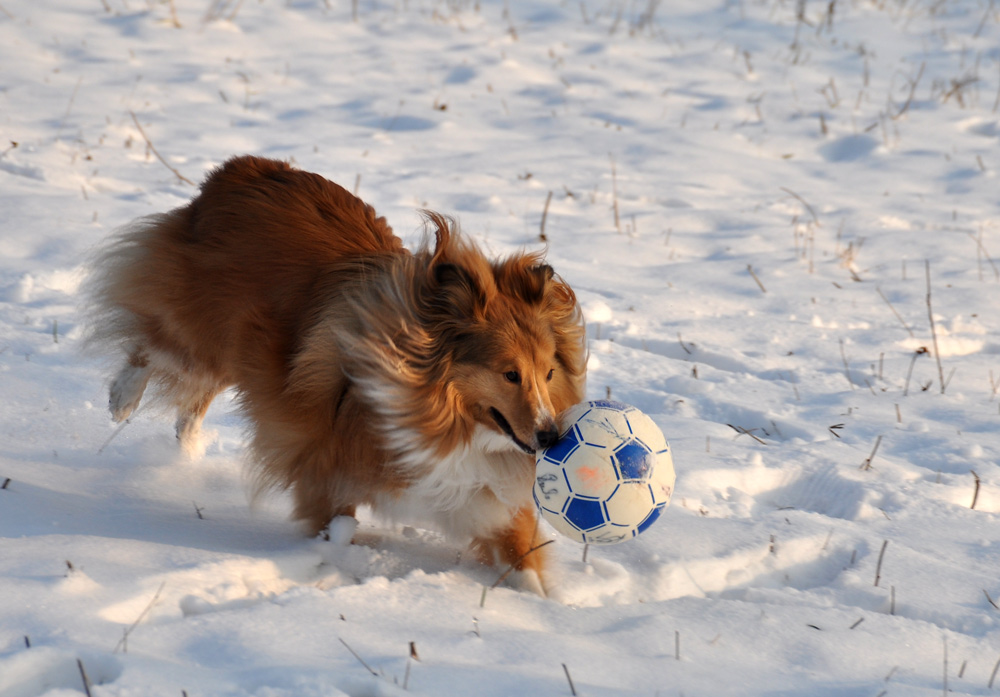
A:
533,400,675,545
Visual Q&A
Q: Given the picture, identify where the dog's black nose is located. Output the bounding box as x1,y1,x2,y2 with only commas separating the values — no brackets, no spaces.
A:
536,427,559,450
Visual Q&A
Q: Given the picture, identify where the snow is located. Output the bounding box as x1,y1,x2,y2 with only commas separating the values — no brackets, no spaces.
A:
2,0,1000,694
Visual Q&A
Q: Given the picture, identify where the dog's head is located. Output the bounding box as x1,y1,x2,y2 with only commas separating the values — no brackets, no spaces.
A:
420,213,586,455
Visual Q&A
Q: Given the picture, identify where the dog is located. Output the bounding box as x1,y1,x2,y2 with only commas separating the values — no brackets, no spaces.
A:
85,155,586,594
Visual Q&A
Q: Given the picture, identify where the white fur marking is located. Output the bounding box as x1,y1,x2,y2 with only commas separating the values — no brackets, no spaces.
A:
370,424,534,541
353,375,536,543
109,362,151,422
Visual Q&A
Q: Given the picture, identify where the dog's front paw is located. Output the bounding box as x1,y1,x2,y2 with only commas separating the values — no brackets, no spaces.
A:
505,567,548,597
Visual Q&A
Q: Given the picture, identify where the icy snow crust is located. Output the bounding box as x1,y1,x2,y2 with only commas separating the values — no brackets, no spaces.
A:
1,1,1000,695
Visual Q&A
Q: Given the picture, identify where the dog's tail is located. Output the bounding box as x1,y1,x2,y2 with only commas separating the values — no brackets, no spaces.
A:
80,208,191,361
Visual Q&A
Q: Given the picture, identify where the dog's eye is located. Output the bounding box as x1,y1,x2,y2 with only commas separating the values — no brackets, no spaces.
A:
546,369,554,381
504,371,521,384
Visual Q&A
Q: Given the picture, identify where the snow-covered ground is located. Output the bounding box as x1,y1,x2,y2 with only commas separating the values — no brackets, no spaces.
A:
2,0,1000,694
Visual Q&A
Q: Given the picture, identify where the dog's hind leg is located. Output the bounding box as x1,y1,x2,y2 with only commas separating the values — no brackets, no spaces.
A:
288,464,360,537
109,350,152,422
174,381,225,456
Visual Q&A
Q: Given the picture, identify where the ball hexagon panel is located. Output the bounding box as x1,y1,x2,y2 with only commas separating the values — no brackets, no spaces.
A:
541,423,582,465
612,439,654,481
636,504,665,535
563,496,608,532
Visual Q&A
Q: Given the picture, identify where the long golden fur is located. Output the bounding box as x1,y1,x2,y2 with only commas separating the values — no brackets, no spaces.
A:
86,155,586,593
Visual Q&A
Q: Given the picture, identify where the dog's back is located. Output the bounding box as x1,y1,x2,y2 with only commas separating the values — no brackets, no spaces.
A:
86,156,403,445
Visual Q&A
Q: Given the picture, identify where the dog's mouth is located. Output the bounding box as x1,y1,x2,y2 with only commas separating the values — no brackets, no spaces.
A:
489,408,535,455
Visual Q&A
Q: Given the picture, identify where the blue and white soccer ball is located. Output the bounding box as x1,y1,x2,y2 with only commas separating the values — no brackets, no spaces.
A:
533,400,675,545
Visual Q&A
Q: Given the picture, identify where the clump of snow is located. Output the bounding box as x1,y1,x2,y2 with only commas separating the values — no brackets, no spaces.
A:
1,1,999,695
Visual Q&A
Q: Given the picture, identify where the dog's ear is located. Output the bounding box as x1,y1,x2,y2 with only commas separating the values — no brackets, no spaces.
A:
422,211,458,266
433,262,474,289
495,258,554,304
522,263,555,303
534,263,555,283
427,261,487,321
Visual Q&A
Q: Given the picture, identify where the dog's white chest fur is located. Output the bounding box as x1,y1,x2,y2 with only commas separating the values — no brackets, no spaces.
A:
373,425,532,541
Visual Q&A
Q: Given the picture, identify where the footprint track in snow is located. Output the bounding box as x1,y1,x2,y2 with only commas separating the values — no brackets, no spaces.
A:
558,532,857,606
752,464,882,521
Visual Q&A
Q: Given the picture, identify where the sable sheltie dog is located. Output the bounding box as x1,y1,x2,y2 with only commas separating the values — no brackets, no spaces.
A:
86,155,586,593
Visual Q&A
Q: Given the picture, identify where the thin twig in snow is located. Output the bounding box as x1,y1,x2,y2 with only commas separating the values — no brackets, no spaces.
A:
892,62,924,120
839,338,855,390
490,540,554,589
780,186,819,226
97,417,133,455
562,663,578,696
727,423,766,445
677,333,693,355
925,260,946,394
747,264,767,293
129,111,195,185
339,637,378,676
403,641,419,689
942,637,948,697
994,60,1000,113
167,0,182,26
903,348,928,397
610,154,621,233
56,77,83,140
77,659,93,697
974,0,997,38
114,581,166,653
539,190,553,242
861,435,883,471
968,230,1000,281
874,539,888,587
876,287,914,337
